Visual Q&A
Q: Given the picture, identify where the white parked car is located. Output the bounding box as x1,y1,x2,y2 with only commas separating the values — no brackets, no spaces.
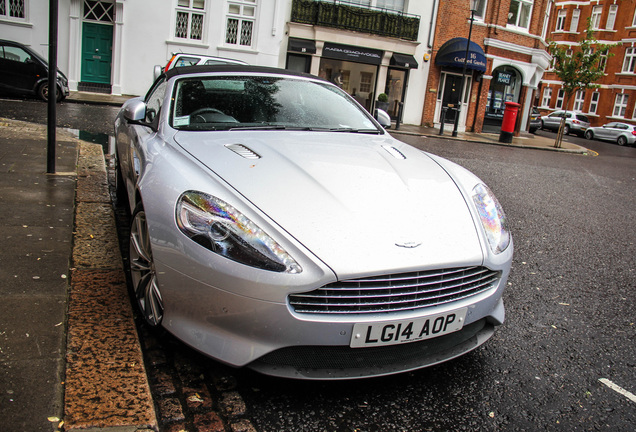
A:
541,110,590,136
153,53,247,80
584,122,636,146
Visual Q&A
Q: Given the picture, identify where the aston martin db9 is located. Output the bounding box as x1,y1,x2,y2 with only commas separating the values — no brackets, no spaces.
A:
114,65,513,379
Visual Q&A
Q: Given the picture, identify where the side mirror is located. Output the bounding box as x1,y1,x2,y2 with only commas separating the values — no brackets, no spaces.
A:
374,108,391,129
153,65,163,81
123,99,147,123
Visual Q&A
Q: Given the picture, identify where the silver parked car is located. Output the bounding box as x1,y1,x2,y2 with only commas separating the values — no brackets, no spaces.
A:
115,65,513,379
584,122,636,146
541,110,590,136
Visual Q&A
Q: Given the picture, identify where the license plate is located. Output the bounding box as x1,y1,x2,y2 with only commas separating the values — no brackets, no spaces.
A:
350,308,467,348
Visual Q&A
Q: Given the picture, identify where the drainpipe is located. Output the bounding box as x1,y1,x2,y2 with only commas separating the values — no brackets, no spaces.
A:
427,0,438,48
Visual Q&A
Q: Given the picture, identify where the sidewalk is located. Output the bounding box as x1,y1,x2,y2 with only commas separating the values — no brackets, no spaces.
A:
391,124,589,154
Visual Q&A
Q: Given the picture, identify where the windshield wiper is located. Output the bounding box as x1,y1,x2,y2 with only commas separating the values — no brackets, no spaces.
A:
327,127,382,134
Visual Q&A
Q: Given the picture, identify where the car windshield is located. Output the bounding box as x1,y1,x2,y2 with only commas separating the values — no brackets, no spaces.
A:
170,75,380,132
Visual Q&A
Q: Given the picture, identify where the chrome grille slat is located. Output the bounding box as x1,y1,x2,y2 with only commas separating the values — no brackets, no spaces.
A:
289,266,501,315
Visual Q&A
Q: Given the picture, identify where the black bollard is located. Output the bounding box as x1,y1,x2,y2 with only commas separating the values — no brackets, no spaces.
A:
439,107,448,135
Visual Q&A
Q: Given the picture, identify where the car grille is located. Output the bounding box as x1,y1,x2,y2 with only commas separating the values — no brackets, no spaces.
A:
289,266,501,315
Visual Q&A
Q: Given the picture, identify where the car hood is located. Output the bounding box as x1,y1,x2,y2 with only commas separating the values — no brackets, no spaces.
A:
173,131,483,277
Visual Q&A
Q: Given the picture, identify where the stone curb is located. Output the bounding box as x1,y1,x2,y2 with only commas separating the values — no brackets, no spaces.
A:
64,141,157,431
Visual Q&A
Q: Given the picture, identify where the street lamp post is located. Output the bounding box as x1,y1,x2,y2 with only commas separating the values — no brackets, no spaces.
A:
452,0,478,137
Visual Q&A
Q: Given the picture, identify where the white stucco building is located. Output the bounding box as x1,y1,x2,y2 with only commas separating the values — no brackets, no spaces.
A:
1,0,439,125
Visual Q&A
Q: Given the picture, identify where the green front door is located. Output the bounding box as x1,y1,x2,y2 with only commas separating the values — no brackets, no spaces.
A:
81,22,112,84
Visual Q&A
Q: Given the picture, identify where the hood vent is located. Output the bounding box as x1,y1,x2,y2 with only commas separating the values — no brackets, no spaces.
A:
225,143,261,159
382,145,406,160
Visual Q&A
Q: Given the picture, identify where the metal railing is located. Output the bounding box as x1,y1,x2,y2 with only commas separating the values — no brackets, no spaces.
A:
291,0,421,41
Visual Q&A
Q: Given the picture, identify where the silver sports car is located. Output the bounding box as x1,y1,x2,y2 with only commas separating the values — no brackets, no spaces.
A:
114,65,513,379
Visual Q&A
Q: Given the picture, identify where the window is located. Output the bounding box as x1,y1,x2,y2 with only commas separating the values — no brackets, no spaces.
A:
555,9,566,31
0,0,26,20
570,9,580,32
175,0,205,41
376,0,405,12
225,0,256,47
347,0,405,12
507,0,533,30
144,78,167,124
606,5,618,30
614,93,629,117
541,87,552,107
473,0,487,20
622,47,636,73
83,0,114,22
573,90,585,111
599,49,608,72
556,89,565,108
359,72,372,93
591,6,602,30
633,7,636,26
0,45,31,62
589,92,600,114
541,2,551,39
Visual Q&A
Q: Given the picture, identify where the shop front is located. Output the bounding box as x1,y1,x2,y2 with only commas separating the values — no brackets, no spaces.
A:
483,66,523,133
433,37,486,132
286,38,417,117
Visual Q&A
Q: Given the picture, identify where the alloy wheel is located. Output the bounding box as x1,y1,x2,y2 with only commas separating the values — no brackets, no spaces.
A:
129,206,164,326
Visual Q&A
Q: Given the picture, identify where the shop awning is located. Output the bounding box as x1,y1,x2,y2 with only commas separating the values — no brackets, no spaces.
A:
391,53,418,69
288,38,316,54
435,37,487,72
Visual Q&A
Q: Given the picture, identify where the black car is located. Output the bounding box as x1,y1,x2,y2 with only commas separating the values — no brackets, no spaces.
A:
0,39,69,102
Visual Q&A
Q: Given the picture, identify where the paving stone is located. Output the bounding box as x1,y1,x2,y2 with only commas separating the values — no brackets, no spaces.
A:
158,397,186,423
163,422,190,432
193,411,225,432
230,419,258,432
183,384,214,411
149,367,177,396
220,391,247,417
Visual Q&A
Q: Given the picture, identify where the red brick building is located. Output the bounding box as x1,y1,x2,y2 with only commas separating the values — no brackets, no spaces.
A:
539,0,636,127
423,0,552,133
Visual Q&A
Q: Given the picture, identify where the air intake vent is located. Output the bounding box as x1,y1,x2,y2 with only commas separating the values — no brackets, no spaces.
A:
382,145,406,159
226,143,261,159
289,266,501,315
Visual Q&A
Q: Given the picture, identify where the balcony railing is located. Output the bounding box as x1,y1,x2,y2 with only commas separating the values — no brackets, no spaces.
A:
291,0,421,42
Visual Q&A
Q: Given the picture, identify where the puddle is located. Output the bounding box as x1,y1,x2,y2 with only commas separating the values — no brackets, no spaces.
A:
66,128,116,157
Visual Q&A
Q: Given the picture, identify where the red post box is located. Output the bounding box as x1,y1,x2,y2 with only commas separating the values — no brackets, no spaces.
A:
499,101,521,143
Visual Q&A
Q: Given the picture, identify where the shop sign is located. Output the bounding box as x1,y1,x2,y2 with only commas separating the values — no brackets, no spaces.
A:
497,72,513,85
322,43,383,65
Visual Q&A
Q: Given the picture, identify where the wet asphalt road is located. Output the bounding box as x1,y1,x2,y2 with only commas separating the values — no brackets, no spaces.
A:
2,97,635,431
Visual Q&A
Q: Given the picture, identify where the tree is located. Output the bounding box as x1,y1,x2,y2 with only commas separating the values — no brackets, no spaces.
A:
548,19,618,148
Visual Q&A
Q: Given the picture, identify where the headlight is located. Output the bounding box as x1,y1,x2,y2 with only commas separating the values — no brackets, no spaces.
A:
176,191,302,274
472,184,510,254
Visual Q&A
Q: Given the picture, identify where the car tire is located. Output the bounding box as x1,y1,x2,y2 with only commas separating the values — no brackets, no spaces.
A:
540,120,545,130
585,130,594,140
563,124,570,135
529,127,537,134
37,82,63,102
617,136,627,146
129,202,164,327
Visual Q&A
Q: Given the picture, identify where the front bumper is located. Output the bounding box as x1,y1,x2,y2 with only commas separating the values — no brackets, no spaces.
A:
155,257,509,379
